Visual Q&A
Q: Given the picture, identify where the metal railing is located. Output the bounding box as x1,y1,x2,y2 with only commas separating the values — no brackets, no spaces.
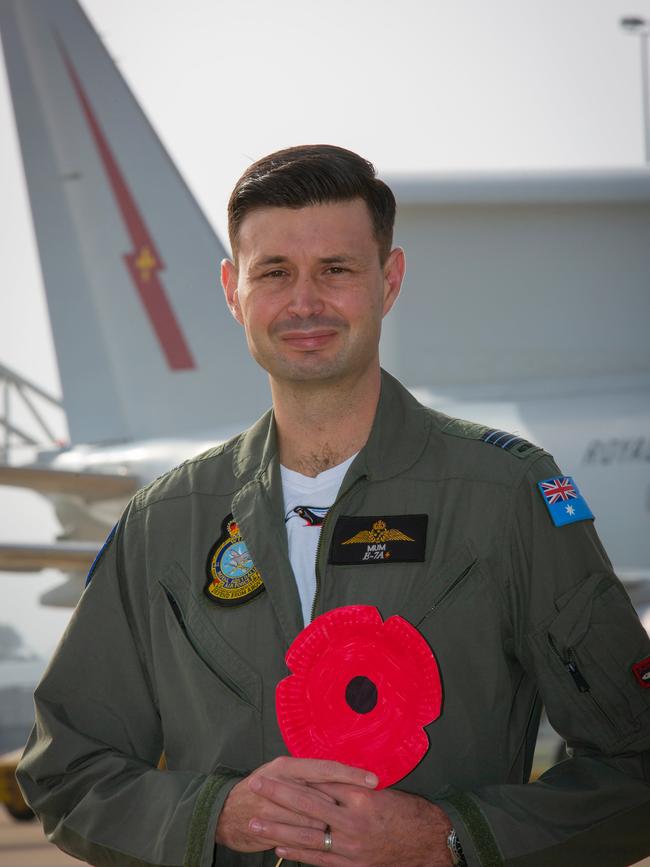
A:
0,362,65,463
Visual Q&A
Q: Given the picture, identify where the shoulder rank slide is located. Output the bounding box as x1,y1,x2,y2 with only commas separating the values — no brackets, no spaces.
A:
481,428,524,450
205,514,265,605
537,476,594,527
441,418,540,459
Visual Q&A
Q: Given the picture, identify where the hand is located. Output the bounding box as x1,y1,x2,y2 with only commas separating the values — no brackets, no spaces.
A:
215,756,379,853
252,780,454,866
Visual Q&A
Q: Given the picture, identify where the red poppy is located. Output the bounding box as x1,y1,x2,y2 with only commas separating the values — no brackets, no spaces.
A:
276,605,442,789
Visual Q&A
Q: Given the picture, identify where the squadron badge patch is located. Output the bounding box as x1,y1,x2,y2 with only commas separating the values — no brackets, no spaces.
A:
329,515,427,565
205,515,265,605
537,476,594,527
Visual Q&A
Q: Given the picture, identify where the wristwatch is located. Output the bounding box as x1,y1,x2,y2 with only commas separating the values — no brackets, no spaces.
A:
447,828,467,866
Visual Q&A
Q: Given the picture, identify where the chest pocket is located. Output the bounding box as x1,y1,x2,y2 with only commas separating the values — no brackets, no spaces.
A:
529,572,650,753
158,561,262,711
398,542,479,626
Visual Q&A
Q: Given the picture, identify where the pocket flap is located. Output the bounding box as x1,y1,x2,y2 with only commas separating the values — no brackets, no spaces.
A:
548,573,612,652
398,541,478,625
158,561,262,710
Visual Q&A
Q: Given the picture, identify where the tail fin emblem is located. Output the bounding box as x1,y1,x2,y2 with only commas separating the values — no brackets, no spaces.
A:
135,246,158,282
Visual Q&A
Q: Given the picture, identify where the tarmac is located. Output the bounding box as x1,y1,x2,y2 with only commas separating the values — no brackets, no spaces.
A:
1,806,649,866
0,806,77,866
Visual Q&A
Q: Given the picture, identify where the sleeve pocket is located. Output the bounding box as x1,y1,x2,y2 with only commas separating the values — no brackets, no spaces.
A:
528,572,650,753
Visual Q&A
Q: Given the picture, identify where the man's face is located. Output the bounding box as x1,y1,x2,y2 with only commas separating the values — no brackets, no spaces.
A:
222,198,404,387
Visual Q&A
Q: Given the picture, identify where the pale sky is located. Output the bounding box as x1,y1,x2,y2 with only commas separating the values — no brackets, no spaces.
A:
1,0,649,659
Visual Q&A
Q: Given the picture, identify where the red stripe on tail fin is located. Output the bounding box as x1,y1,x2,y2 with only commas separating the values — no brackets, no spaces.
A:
58,41,196,371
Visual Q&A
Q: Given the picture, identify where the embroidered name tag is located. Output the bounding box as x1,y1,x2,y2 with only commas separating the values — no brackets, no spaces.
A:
329,515,428,565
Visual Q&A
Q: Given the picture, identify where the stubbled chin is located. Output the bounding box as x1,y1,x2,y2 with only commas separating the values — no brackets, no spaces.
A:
259,352,352,383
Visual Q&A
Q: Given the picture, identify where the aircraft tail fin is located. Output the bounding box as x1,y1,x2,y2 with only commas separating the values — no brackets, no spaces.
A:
0,0,268,445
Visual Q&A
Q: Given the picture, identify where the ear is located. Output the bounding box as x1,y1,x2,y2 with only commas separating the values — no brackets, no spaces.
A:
221,258,243,325
381,247,405,317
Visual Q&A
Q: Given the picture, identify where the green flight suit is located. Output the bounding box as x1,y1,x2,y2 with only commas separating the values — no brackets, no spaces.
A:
17,370,650,866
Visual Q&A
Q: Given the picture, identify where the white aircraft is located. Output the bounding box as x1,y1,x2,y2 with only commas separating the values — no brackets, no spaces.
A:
1,0,649,615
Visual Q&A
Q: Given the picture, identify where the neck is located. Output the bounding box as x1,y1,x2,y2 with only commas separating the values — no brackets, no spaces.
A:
272,363,381,477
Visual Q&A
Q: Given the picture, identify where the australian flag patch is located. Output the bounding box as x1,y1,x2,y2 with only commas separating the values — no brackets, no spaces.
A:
537,476,594,527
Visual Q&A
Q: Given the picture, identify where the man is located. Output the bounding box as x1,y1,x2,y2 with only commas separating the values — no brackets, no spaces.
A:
18,145,650,866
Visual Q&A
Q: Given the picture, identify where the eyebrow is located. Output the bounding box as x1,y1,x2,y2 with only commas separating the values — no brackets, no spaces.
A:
253,256,288,267
251,254,360,268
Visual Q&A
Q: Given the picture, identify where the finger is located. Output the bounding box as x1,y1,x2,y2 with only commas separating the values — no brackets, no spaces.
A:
241,819,324,852
250,775,340,826
251,772,337,807
310,781,372,806
287,783,338,805
255,803,328,831
274,756,378,789
250,819,334,853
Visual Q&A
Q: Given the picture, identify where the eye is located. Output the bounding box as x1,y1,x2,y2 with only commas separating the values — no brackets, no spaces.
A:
326,266,349,275
263,269,288,278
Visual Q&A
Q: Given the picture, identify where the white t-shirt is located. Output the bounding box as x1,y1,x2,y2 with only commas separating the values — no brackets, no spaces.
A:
281,454,357,626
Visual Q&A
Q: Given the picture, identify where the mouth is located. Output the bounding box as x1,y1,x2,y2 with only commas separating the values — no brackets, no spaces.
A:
279,330,338,351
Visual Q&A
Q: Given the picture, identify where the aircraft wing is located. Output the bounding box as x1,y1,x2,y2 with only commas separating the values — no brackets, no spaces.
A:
0,541,99,573
0,465,139,500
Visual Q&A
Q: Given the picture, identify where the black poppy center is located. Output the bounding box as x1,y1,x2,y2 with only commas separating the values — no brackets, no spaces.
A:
345,675,378,714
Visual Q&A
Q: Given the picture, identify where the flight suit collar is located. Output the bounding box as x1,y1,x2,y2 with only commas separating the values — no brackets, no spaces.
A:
231,406,277,483
360,368,431,481
231,368,431,485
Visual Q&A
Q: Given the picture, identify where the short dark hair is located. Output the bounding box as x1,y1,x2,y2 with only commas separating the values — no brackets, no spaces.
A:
227,144,396,263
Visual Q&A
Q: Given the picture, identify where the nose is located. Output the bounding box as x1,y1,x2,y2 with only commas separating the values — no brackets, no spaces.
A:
286,273,325,318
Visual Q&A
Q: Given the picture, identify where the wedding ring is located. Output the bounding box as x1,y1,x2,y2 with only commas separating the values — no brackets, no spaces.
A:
323,830,333,852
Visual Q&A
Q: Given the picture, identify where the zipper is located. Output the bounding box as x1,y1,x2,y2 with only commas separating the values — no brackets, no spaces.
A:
162,586,254,707
547,636,622,734
564,651,590,693
164,589,190,638
310,474,367,622
415,559,477,627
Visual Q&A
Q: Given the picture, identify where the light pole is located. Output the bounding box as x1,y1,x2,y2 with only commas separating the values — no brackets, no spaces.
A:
620,16,650,164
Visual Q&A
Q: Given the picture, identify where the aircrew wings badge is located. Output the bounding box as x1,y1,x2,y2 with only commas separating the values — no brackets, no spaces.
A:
330,515,427,565
205,514,265,605
343,520,415,545
537,476,594,527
